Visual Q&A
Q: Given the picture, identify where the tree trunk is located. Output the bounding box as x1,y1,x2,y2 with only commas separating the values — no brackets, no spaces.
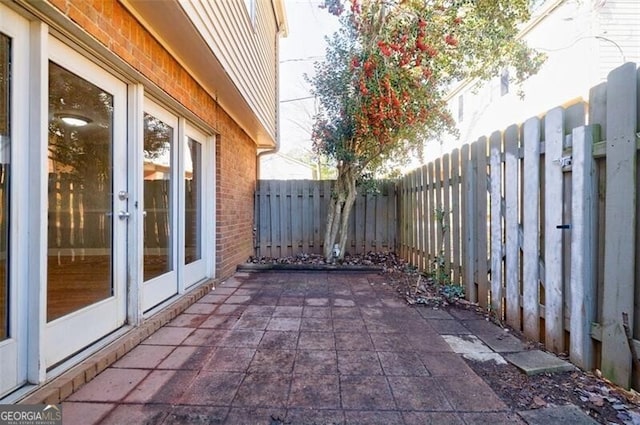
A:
323,163,358,261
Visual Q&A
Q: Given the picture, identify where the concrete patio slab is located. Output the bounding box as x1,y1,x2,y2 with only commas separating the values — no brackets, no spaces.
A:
441,334,508,365
463,319,527,352
506,349,577,375
518,404,599,424
57,271,531,424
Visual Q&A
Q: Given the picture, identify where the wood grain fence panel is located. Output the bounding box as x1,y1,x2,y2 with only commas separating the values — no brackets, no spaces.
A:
434,159,443,267
417,166,425,270
443,154,452,278
365,191,375,252
427,163,435,272
313,181,322,252
291,181,302,252
490,131,503,316
388,180,397,251
475,137,489,308
404,174,414,262
523,117,541,341
376,183,386,251
421,165,430,271
412,169,419,263
255,180,398,258
300,180,311,252
570,125,598,370
462,144,478,302
461,143,476,301
544,107,566,353
564,103,587,327
504,124,521,329
398,177,406,258
451,149,461,284
601,63,637,388
257,181,269,256
269,180,281,257
354,187,365,254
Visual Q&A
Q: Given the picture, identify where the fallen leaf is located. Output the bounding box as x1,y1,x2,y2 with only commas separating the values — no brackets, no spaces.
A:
589,394,605,407
532,396,547,408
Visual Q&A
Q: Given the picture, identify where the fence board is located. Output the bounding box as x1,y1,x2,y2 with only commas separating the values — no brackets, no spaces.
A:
421,165,430,270
442,154,452,278
544,107,566,353
461,143,476,301
490,131,503,315
255,180,397,258
417,167,425,269
475,137,489,308
504,124,520,329
523,117,541,341
451,149,461,284
601,63,638,388
570,125,598,370
428,162,436,273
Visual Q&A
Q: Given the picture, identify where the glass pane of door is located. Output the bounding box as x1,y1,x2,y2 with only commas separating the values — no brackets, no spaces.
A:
0,33,10,341
47,62,113,322
143,113,173,281
185,138,201,264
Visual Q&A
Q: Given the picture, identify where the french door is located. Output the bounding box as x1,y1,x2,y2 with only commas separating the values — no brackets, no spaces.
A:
0,5,28,397
142,100,178,311
183,124,207,286
44,37,128,368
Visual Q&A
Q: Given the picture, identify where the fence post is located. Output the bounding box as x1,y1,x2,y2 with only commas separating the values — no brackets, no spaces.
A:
570,124,598,371
601,63,638,388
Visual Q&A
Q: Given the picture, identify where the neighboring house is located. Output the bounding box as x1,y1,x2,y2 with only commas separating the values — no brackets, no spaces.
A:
0,0,286,400
260,152,319,179
426,0,640,162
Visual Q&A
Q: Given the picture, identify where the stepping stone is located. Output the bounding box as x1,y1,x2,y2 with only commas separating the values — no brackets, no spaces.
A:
506,350,576,375
518,404,598,425
441,335,507,365
463,320,526,352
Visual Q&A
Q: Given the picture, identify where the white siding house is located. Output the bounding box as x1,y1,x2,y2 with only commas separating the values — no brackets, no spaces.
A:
426,0,640,162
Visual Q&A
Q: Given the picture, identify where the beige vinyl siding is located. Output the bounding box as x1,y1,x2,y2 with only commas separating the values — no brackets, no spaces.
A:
180,0,278,141
596,0,640,80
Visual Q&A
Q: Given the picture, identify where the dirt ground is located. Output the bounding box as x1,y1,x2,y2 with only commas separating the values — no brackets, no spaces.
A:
248,252,640,425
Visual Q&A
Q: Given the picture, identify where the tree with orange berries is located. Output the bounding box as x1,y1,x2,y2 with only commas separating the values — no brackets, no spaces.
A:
311,0,544,261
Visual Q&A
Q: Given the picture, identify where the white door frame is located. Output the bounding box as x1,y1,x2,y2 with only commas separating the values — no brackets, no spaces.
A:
141,98,179,311
0,3,30,398
43,36,128,368
181,123,212,287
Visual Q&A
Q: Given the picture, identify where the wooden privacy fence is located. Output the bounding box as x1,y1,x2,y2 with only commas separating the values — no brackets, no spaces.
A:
254,180,396,257
48,175,195,253
398,62,640,389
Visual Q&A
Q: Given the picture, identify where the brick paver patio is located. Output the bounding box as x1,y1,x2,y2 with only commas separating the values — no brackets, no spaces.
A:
61,271,524,424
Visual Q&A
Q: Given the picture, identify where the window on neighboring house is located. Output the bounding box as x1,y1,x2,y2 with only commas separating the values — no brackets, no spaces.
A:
243,0,256,27
500,69,509,96
458,94,464,122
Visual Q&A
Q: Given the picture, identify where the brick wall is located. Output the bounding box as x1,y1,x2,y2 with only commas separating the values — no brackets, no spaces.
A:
49,0,257,279
216,117,257,279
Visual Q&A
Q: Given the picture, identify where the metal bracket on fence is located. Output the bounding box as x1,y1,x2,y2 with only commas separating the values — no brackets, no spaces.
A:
556,224,572,230
552,155,572,167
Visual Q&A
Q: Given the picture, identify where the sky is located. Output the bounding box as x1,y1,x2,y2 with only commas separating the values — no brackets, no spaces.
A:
278,0,339,156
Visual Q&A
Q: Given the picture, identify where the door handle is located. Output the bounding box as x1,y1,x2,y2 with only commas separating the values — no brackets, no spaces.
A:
118,210,131,220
